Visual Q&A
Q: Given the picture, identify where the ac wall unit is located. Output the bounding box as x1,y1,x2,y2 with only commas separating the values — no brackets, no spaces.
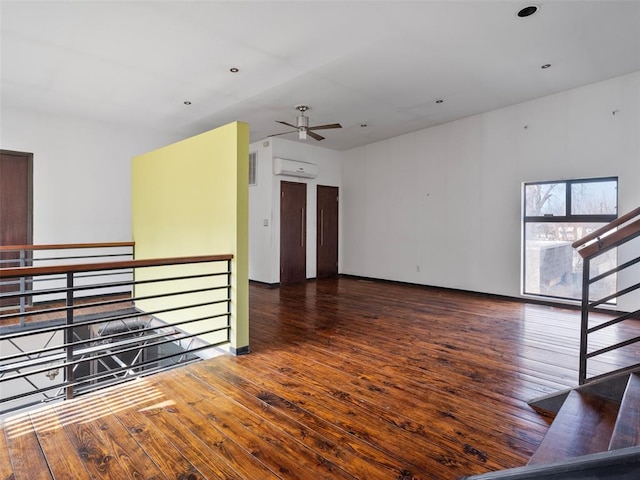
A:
273,157,318,179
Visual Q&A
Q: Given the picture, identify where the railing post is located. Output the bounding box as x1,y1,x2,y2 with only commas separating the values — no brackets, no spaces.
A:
19,249,26,327
579,258,591,385
65,272,75,400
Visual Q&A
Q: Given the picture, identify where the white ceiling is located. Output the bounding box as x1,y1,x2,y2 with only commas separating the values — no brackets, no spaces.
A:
1,1,639,151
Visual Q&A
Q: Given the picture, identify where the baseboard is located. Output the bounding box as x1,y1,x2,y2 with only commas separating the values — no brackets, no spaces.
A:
231,345,250,356
249,277,317,288
339,273,534,304
337,274,633,316
249,280,279,288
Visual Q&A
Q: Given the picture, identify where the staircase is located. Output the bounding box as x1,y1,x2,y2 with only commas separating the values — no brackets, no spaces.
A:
464,207,640,480
463,372,640,479
529,372,640,463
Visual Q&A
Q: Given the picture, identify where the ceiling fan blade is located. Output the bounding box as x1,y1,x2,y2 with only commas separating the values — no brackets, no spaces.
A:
276,120,298,129
307,130,325,141
267,130,297,138
308,123,342,131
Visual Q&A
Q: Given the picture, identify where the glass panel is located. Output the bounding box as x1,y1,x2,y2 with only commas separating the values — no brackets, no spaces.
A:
571,180,617,215
525,183,566,216
524,222,616,301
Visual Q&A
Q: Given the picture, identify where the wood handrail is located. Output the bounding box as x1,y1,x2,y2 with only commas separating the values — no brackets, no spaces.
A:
0,241,135,252
0,254,233,278
572,206,640,249
576,219,640,259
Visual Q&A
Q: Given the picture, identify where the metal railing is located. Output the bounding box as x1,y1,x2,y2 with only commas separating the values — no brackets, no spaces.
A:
573,206,640,385
0,242,135,324
0,253,233,416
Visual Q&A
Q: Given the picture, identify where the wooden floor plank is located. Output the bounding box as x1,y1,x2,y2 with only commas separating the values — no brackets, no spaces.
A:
3,413,52,480
74,408,168,480
0,426,14,480
56,402,138,480
2,277,640,479
242,345,543,460
29,406,92,480
97,395,210,480
161,371,357,480
129,373,283,480
252,320,551,427
248,300,555,435
205,354,492,477
186,362,415,480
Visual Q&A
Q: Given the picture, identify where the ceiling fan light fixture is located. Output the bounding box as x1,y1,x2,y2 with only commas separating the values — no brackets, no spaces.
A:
298,130,307,140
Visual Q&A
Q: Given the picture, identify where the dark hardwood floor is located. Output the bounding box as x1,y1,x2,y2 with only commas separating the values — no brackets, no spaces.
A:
2,277,638,479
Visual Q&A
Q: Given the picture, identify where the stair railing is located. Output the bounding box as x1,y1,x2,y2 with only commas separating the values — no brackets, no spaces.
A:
0,253,233,416
0,242,135,325
572,206,640,385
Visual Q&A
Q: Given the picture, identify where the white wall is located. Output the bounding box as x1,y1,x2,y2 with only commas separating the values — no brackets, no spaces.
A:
5,73,638,309
248,139,274,283
341,71,640,311
0,107,178,244
248,137,342,283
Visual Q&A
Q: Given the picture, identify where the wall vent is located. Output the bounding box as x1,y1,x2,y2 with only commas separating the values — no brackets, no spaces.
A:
249,152,257,186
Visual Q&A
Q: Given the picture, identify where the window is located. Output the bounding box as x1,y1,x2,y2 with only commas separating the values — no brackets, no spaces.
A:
522,177,618,301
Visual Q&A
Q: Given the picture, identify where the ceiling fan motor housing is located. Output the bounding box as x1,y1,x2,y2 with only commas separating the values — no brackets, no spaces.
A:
296,114,309,129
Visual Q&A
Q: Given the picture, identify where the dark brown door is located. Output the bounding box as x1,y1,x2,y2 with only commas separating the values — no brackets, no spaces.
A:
1,150,33,306
280,181,307,285
317,185,339,279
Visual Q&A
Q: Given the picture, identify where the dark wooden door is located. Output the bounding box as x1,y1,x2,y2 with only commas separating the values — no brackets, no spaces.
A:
317,185,339,279
280,181,307,285
1,150,33,306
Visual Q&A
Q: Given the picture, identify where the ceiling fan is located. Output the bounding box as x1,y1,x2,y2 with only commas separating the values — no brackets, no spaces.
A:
269,105,342,141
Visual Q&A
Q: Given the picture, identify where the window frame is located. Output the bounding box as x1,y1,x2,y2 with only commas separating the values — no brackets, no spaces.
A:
522,176,618,301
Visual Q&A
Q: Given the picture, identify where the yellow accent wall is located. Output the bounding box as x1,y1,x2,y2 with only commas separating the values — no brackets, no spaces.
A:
131,122,249,351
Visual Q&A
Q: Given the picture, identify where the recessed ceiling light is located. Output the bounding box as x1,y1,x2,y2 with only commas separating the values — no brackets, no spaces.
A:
517,5,540,18
230,67,239,73
541,63,551,69
436,99,444,104
183,101,192,105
